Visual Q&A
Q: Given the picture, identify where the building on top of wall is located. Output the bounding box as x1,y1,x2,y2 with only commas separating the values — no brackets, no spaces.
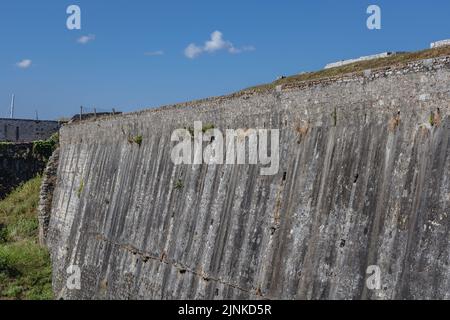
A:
0,118,61,143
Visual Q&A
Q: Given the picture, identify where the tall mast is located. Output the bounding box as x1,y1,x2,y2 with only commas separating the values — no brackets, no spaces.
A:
10,94,15,119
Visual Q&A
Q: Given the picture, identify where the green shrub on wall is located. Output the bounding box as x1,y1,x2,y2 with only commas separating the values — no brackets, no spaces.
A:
133,135,143,147
32,133,59,160
0,142,13,153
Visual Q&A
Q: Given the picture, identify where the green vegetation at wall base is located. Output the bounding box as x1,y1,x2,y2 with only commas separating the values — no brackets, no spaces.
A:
0,176,53,300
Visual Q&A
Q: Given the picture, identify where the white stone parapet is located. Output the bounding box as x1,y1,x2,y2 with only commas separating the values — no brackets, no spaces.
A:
430,39,450,49
324,52,403,69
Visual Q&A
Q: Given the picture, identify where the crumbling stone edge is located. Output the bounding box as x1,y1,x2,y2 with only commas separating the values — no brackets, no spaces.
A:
38,148,60,246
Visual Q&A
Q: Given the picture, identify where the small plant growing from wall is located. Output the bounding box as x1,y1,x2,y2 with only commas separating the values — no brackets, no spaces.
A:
174,179,184,190
332,108,337,127
202,124,215,133
133,135,143,147
128,135,143,147
434,108,442,127
427,109,442,128
183,124,215,139
429,112,435,127
184,126,195,137
295,121,310,144
77,179,84,198
388,111,401,131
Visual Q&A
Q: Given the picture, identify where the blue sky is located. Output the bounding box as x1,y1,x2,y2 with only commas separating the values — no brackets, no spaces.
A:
1,0,449,120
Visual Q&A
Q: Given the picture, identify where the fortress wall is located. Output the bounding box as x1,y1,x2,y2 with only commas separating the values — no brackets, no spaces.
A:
47,56,450,300
0,119,60,143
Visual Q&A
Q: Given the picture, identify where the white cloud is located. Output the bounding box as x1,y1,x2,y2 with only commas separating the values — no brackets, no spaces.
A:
184,31,254,59
144,50,164,56
184,43,203,59
229,45,256,54
204,31,230,53
77,34,96,44
16,59,32,69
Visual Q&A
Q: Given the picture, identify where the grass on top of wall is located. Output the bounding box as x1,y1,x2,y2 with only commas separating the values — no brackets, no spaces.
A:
0,176,53,300
243,46,450,93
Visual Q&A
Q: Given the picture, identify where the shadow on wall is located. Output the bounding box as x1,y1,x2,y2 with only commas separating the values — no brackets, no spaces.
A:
0,137,58,199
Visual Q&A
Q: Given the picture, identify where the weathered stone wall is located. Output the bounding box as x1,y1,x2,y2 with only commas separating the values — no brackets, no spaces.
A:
0,143,49,199
38,148,60,246
0,118,60,143
47,56,450,300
